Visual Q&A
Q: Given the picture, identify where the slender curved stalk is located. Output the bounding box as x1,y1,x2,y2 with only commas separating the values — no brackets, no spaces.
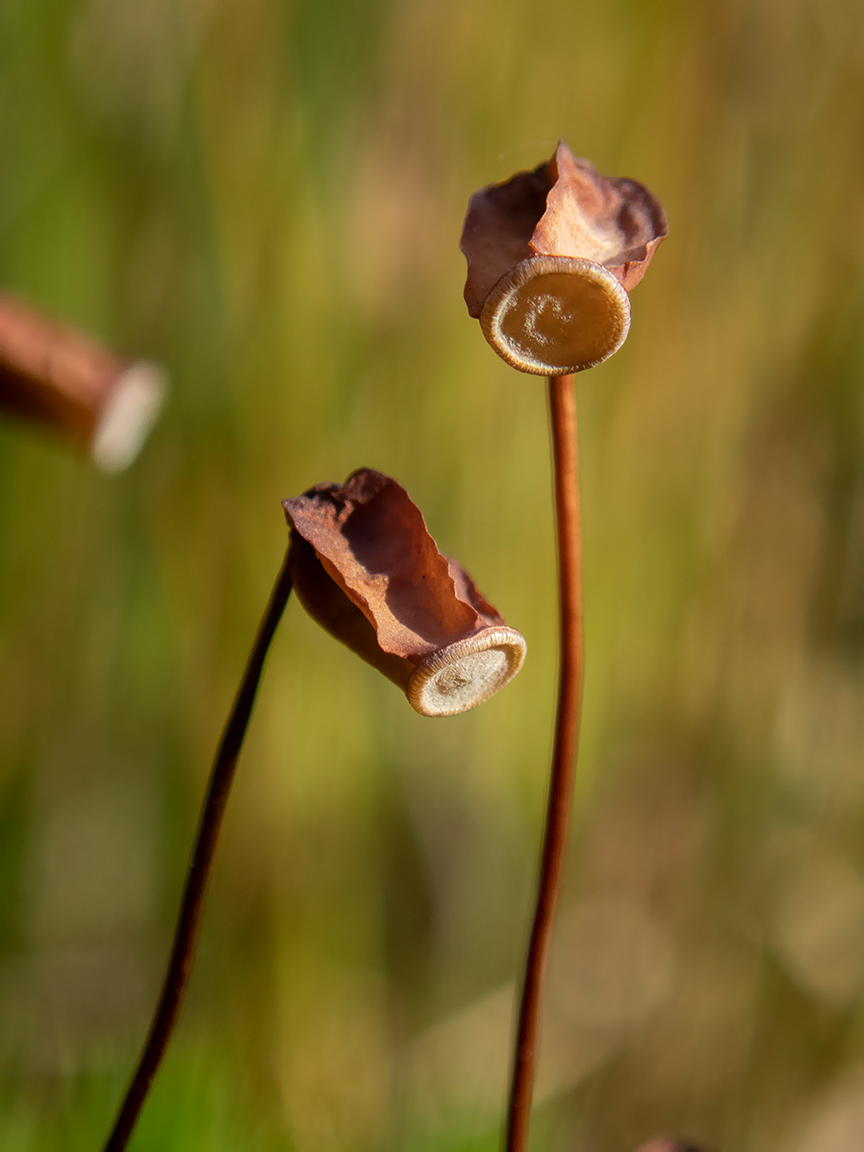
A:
505,374,584,1152
103,550,294,1152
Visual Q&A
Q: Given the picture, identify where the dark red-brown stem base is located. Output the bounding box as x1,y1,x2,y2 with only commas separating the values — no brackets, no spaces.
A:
505,374,584,1152
103,551,294,1152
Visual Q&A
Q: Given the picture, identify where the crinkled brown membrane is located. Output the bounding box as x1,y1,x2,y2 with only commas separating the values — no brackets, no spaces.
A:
283,470,523,713
461,141,668,318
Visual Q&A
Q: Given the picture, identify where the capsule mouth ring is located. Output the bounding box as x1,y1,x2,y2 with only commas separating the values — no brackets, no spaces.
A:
91,361,168,472
480,256,631,375
406,626,527,717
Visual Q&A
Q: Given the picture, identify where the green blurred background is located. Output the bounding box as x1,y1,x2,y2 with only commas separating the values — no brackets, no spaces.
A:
2,0,864,1149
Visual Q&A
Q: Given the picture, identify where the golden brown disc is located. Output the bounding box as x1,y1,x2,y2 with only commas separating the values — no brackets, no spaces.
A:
480,255,631,375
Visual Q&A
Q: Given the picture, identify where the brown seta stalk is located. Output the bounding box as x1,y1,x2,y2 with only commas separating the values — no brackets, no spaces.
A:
103,552,294,1152
505,374,584,1152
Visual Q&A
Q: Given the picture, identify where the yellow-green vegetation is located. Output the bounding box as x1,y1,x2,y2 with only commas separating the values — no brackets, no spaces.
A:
2,1,864,1150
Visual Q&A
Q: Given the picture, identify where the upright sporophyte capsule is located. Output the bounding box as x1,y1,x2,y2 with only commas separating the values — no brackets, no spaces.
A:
283,468,526,717
460,141,668,375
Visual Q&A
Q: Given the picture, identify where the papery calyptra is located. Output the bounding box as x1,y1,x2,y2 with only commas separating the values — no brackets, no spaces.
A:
461,141,668,375
283,468,526,717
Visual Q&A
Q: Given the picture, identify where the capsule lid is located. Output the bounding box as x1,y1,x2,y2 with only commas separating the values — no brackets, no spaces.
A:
480,255,631,375
407,626,527,717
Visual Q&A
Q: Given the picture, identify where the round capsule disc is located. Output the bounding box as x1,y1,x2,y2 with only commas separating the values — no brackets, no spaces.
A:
407,627,527,717
480,256,631,375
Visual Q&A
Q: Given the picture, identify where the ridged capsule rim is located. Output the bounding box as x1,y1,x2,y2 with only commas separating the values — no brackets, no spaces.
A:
406,626,527,717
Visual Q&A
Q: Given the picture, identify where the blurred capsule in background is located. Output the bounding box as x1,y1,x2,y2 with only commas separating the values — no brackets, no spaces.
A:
0,294,167,472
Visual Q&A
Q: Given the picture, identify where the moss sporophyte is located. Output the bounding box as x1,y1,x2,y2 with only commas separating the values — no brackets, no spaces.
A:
460,141,666,1152
101,139,667,1152
102,469,525,1151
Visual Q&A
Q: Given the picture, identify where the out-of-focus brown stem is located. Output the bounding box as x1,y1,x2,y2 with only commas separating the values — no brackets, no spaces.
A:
102,551,294,1152
505,374,584,1152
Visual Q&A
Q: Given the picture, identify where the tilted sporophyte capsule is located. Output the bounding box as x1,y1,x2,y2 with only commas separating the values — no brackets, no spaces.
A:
283,468,526,717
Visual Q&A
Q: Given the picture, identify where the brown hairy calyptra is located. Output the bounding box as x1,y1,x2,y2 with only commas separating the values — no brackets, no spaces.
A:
283,468,526,717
